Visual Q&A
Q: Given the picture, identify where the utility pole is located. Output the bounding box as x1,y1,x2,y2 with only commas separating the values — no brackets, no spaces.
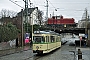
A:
46,0,48,21
29,0,32,25
85,8,88,42
21,9,24,47
29,0,33,42
45,0,48,29
24,0,28,33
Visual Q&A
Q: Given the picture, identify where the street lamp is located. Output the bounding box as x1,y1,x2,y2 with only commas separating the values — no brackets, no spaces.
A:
52,8,59,16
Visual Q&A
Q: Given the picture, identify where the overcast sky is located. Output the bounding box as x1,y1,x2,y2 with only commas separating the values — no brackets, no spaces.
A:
0,0,90,23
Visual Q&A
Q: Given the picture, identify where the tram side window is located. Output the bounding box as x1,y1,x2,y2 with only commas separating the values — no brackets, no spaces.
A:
50,36,55,42
57,37,60,42
46,36,49,42
56,36,58,42
59,37,61,41
42,37,45,43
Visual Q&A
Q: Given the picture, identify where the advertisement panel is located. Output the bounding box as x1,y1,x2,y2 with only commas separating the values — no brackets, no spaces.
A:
24,33,30,44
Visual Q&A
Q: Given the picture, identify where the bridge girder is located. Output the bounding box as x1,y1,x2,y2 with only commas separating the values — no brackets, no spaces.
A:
52,28,85,34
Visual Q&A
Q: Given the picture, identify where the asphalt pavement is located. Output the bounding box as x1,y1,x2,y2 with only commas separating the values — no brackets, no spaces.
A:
0,45,31,57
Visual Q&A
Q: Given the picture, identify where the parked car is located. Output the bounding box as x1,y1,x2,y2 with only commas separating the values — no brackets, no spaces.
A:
69,36,80,46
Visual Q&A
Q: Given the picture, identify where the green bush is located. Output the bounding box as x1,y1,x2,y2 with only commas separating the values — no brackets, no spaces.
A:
0,22,19,42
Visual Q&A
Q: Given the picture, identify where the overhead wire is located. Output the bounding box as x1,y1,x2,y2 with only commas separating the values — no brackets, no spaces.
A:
9,0,24,9
27,0,89,13
30,0,45,7
30,0,90,21
48,0,56,9
49,2,90,4
9,0,89,19
14,0,90,11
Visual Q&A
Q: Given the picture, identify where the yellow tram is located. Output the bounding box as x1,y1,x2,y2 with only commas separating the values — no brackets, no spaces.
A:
33,31,61,54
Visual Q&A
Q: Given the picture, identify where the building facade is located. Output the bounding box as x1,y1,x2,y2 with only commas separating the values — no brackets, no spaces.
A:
17,7,38,25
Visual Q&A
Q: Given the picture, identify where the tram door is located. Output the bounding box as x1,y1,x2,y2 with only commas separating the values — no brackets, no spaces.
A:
46,36,49,49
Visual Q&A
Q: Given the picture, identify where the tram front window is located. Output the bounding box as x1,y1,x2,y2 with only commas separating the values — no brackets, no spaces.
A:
33,36,45,43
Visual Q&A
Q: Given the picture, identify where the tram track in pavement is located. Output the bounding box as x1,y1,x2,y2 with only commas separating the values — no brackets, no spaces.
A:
33,55,42,60
24,45,65,60
33,48,61,60
24,50,57,60
25,46,65,60
24,54,42,60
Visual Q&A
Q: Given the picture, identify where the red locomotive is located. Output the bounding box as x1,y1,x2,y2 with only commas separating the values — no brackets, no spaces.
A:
47,15,75,25
47,15,76,28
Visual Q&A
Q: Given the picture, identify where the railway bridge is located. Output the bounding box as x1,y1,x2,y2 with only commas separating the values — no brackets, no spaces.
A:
51,28,85,35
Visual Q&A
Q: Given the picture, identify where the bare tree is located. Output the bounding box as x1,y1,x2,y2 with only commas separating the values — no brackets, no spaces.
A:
0,9,17,18
0,9,7,17
37,10,44,25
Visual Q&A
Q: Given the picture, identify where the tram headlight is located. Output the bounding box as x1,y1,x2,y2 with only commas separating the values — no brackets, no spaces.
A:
36,46,39,49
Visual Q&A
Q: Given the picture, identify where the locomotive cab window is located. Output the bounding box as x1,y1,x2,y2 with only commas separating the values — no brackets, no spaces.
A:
33,36,45,43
